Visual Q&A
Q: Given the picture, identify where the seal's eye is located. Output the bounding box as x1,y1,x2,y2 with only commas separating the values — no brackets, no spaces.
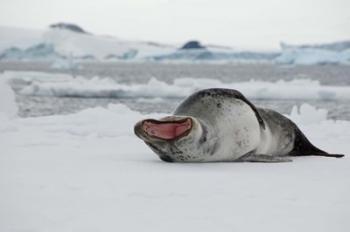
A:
142,118,192,140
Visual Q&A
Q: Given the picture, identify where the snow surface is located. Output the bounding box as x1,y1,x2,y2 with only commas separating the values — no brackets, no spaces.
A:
1,94,349,231
9,71,350,100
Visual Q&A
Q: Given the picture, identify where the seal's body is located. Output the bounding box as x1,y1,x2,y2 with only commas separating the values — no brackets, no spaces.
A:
134,88,344,162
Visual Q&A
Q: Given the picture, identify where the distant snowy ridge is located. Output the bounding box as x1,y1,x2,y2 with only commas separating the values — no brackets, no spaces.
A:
0,25,175,60
0,25,349,64
149,49,280,62
0,26,43,51
5,71,350,100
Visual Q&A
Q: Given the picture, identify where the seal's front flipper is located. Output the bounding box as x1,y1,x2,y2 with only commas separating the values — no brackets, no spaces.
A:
240,154,292,163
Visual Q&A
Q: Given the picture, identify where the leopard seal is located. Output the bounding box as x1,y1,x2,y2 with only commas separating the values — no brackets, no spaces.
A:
134,88,344,162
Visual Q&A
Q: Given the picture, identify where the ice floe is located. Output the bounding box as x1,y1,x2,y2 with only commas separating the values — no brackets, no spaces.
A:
6,71,350,100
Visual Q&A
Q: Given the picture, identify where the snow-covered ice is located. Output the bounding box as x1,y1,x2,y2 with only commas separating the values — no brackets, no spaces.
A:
0,78,17,118
9,71,350,100
1,78,349,232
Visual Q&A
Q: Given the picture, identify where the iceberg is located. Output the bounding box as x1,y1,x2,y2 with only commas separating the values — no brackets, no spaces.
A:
0,25,175,61
0,43,63,61
276,47,350,65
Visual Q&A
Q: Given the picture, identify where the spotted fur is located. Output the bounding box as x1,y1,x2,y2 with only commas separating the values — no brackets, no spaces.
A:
134,88,344,162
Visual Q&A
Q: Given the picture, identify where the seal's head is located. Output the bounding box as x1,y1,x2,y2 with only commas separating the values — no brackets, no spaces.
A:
134,115,209,162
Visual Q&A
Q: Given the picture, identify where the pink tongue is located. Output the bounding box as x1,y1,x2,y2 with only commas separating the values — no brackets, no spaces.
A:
143,119,191,139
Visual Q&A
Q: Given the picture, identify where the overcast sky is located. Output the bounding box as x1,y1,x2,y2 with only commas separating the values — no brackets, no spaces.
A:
0,0,349,49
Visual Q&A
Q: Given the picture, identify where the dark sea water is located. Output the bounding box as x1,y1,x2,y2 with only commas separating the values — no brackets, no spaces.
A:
1,61,350,120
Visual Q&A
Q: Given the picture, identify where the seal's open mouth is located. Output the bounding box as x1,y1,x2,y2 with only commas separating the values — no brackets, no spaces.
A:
142,118,192,140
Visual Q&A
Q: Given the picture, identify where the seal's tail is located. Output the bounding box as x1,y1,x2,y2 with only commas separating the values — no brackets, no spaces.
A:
307,152,344,158
289,126,345,158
